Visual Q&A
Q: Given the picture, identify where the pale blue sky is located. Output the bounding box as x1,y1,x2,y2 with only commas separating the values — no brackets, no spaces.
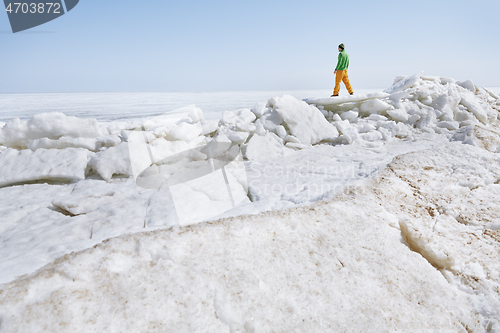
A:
1,0,499,93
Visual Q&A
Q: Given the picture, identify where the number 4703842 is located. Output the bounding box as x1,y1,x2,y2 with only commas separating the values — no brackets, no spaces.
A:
5,3,61,14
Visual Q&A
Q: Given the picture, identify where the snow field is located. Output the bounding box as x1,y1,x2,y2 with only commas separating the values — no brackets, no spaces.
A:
0,73,500,331
1,142,499,332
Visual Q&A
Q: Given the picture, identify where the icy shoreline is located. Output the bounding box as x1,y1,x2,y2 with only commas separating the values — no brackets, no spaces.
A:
1,74,500,331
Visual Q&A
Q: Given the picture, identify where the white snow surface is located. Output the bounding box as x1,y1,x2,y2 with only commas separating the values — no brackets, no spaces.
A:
1,74,500,332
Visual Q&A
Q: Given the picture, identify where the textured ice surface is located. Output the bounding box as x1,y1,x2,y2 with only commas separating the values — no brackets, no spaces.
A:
2,143,498,332
1,75,500,332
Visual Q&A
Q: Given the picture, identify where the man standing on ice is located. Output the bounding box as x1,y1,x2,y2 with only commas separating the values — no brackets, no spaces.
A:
332,43,354,97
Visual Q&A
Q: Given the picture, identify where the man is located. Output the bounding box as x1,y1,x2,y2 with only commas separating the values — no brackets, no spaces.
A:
332,43,353,97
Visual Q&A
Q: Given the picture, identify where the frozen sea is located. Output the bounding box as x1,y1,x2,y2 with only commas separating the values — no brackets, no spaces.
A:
0,89,374,122
1,88,497,123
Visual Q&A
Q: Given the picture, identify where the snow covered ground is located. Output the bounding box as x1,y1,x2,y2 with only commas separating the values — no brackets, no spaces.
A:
0,74,500,332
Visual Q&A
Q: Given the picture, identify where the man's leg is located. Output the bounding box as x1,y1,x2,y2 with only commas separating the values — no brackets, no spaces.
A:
333,70,344,96
342,71,354,94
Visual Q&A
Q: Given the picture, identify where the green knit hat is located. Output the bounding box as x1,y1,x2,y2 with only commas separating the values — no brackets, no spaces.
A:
339,43,345,50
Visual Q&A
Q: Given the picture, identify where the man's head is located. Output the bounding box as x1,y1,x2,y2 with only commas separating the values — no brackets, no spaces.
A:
338,43,345,51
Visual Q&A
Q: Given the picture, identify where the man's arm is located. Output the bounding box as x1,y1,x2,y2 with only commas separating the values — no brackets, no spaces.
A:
334,53,342,73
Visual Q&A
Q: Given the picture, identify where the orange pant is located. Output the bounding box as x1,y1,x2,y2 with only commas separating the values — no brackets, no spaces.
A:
333,70,353,95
